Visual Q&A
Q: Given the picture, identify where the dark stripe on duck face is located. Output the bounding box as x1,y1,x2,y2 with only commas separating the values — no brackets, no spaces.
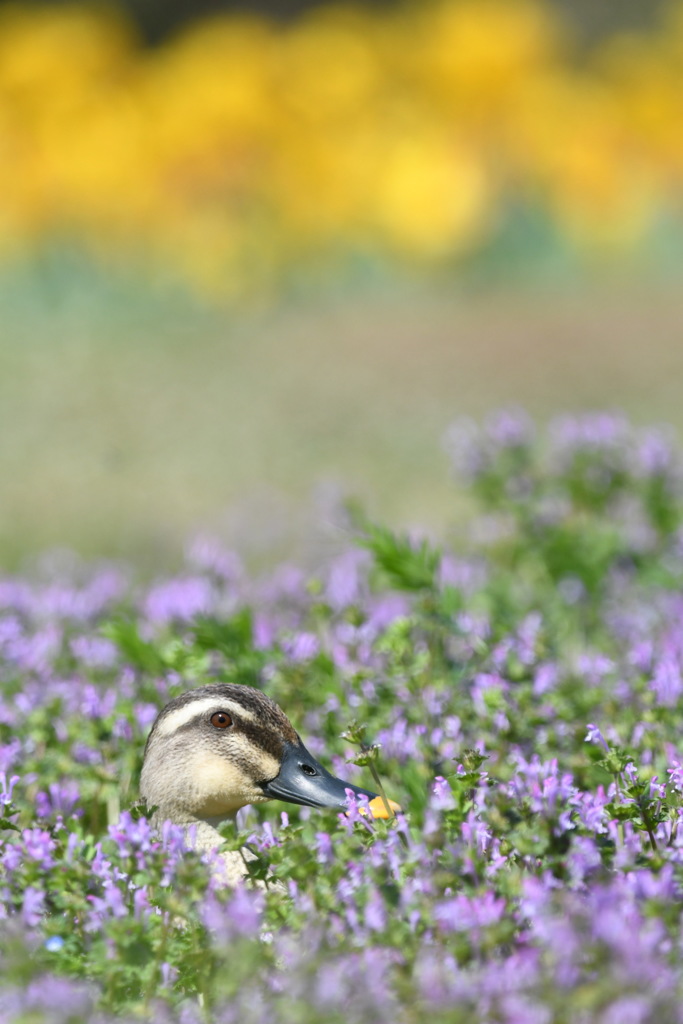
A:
209,684,301,750
225,689,299,746
236,718,289,765
146,683,300,763
168,709,290,765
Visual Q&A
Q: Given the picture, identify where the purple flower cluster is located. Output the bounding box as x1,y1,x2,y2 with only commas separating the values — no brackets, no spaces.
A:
2,413,683,1022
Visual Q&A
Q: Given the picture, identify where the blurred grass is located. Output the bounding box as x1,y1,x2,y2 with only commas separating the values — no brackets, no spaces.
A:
3,0,683,568
3,257,683,569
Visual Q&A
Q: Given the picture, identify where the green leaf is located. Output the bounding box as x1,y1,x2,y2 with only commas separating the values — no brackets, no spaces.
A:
357,519,440,592
102,619,166,675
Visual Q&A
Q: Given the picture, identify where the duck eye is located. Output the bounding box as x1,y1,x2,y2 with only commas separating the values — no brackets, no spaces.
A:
210,712,232,729
301,764,317,777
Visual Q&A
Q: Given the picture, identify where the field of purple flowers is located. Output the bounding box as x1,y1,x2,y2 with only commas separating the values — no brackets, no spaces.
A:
4,411,683,1023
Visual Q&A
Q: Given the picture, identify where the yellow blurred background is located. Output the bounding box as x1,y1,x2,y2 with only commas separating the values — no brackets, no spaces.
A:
2,1,683,566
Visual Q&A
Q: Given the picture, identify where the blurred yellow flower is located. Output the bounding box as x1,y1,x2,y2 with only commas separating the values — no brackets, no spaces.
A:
373,129,490,255
0,1,681,295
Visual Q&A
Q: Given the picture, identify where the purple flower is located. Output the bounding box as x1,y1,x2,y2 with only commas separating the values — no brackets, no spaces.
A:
22,886,46,927
667,760,683,792
186,535,244,583
22,828,56,870
549,413,630,458
17,976,94,1018
281,631,319,663
108,811,155,865
338,790,374,833
601,996,653,1024
444,409,533,483
325,550,368,609
202,888,263,943
160,960,178,988
423,776,455,836
649,650,683,707
486,408,535,449
69,635,117,668
576,787,610,833
253,613,275,650
533,663,558,695
71,743,102,766
133,887,150,918
364,890,386,933
248,821,280,851
144,576,215,624
375,717,424,763
576,653,615,685
435,892,506,932
315,832,334,865
438,554,487,593
585,723,609,750
87,883,128,924
511,612,543,666
461,812,492,854
500,995,552,1024
567,836,602,887
0,771,19,805
635,427,679,479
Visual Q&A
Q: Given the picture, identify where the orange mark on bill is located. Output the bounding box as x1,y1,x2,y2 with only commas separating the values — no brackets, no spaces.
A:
366,796,402,819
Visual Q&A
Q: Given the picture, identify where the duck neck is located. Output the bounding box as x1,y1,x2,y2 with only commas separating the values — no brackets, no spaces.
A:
183,813,238,854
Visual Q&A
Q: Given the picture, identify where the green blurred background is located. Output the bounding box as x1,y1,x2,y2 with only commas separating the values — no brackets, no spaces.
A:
2,0,683,568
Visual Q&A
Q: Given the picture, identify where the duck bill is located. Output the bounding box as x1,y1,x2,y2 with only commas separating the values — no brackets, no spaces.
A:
260,739,377,810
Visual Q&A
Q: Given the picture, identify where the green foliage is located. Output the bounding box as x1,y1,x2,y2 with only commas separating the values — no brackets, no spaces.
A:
357,519,440,592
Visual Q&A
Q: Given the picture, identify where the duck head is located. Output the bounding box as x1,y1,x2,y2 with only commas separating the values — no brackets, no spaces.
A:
140,683,379,825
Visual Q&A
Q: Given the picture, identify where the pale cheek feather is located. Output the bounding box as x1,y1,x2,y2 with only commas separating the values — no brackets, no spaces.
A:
185,749,280,815
141,711,284,819
220,734,281,780
187,755,250,814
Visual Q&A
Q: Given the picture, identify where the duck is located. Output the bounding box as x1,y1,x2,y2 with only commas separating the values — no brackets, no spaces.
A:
140,683,398,885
